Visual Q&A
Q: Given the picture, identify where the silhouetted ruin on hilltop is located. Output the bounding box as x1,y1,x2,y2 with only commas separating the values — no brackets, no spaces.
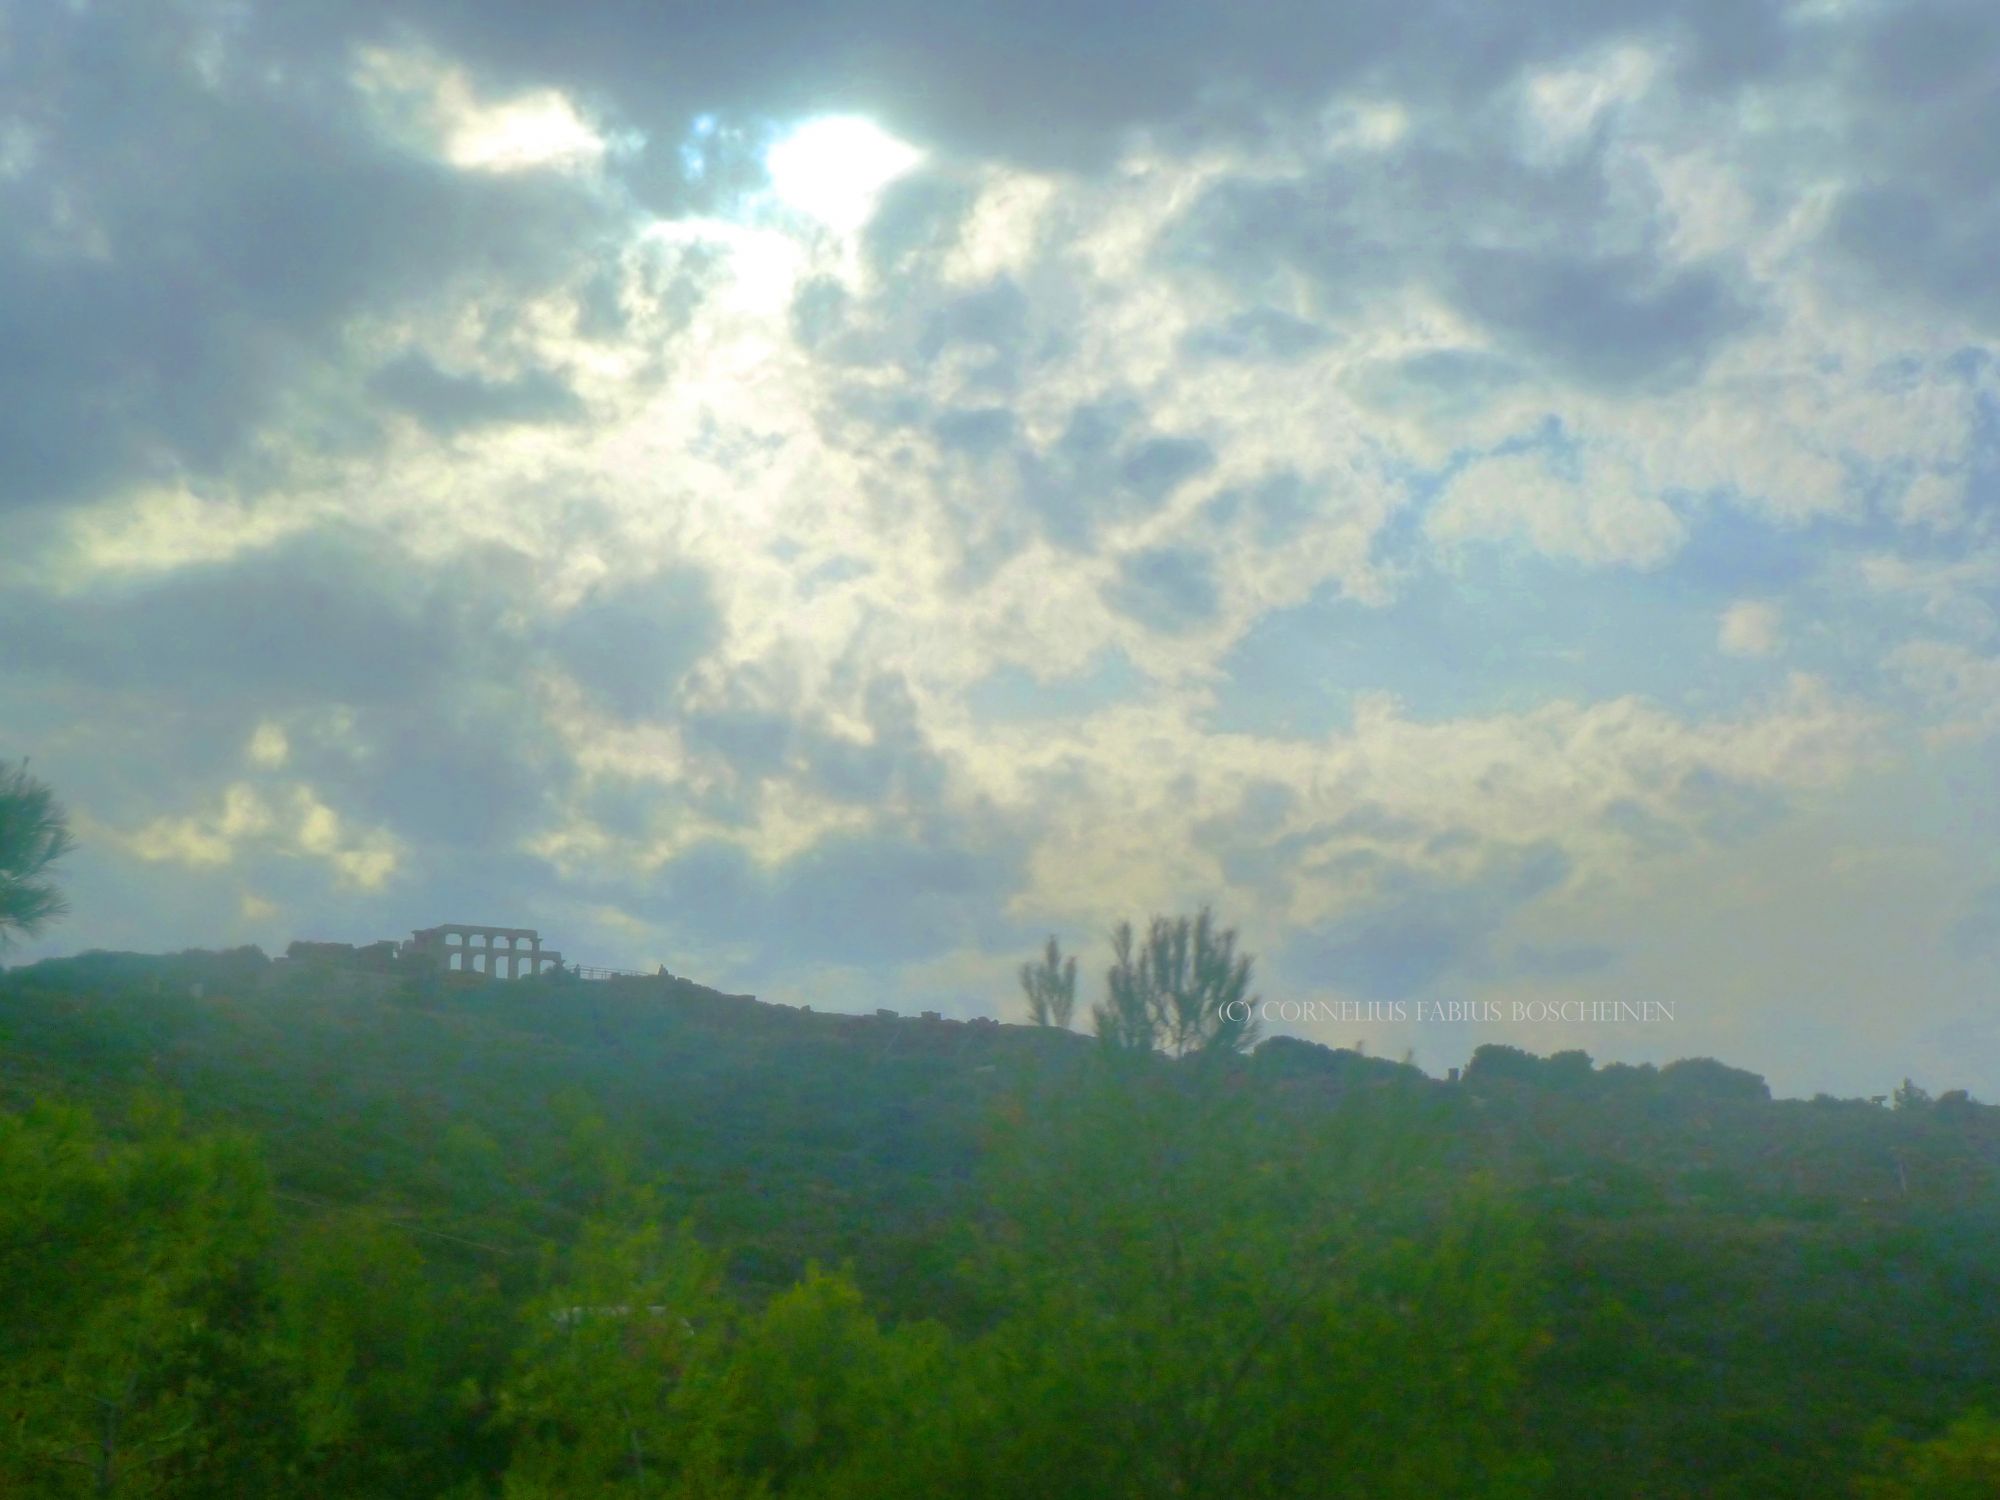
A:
283,922,657,982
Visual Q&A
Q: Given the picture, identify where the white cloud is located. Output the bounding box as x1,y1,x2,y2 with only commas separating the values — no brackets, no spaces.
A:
765,116,925,234
1520,44,1661,161
12,0,2000,1089
246,723,290,769
1859,552,2000,641
125,784,275,868
1719,600,1782,657
954,672,1886,942
1898,470,1966,529
1892,640,2000,742
352,46,614,176
448,90,608,173
34,485,320,593
120,783,401,891
1427,445,1685,567
239,892,280,923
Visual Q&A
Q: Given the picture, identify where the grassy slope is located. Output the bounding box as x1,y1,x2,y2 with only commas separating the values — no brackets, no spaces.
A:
4,947,1998,1496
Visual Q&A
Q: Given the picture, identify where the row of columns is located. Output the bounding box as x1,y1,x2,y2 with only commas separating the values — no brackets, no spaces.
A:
410,926,564,979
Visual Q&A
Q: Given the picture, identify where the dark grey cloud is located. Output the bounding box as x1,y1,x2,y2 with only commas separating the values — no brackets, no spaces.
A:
533,661,1013,973
1201,471,1333,549
0,531,509,710
1159,174,1400,316
820,368,1217,563
962,650,1147,722
918,278,1034,370
1122,437,1217,502
1327,805,1429,842
1600,797,1689,855
1598,771,1787,855
1674,769,1786,846
1950,881,2000,963
682,708,797,785
1161,130,1757,391
368,354,585,434
1503,942,1618,980
1193,784,1310,903
335,714,564,855
252,0,1805,173
791,238,1069,396
931,406,1018,456
631,816,1029,973
1106,546,1220,633
1445,250,1753,390
801,674,948,807
5,0,1971,538
212,838,572,948
0,676,258,837
0,530,747,895
1828,0,2000,328
1280,841,1570,999
1180,307,1335,363
1833,184,2000,331
864,173,985,279
0,529,602,859
0,2,621,512
583,669,959,844
548,569,721,721
804,265,1077,443
4,0,1994,1086
789,276,851,349
1194,791,1447,910
768,828,1022,966
1022,401,1215,549
1346,349,1523,421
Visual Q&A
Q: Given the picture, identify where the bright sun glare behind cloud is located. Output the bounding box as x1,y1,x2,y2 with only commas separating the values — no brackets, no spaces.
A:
764,115,924,233
448,88,605,173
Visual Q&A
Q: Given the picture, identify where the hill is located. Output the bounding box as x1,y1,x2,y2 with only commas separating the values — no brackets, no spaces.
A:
3,946,1999,1496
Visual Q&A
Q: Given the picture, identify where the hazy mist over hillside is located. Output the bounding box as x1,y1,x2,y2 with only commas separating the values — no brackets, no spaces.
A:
6,0,2000,1100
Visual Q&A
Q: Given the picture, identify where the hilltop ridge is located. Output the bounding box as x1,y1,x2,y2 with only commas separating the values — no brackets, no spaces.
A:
4,944,2000,1494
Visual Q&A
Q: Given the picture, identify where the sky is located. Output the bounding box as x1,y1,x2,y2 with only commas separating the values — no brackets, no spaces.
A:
3,0,1998,1098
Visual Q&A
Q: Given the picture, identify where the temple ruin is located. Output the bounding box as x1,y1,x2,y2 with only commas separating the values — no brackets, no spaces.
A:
280,923,670,984
403,923,564,979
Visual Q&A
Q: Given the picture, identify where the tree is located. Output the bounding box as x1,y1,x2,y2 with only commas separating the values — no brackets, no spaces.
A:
499,1195,731,1498
0,1100,284,1497
951,1060,1549,1499
695,1264,949,1497
1657,1056,1770,1103
1093,908,1259,1059
1857,1409,2000,1498
1018,937,1076,1029
274,1214,480,1498
0,760,75,948
501,1197,948,1499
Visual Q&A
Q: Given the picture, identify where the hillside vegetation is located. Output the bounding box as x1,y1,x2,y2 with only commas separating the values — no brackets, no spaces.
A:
3,945,1998,1497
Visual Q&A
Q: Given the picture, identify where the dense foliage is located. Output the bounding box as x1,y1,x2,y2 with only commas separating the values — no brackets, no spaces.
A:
0,760,74,948
3,946,1998,1495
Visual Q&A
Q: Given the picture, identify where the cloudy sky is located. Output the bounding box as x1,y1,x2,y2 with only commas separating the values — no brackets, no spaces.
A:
4,0,1998,1096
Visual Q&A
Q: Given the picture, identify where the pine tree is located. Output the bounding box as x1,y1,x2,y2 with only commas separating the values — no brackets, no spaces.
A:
1093,907,1259,1059
0,760,75,948
1019,937,1077,1029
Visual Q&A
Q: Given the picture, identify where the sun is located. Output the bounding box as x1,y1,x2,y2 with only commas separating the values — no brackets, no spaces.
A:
763,115,925,234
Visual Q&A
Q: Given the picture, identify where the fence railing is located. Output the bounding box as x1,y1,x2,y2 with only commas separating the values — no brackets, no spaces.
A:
570,965,652,981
